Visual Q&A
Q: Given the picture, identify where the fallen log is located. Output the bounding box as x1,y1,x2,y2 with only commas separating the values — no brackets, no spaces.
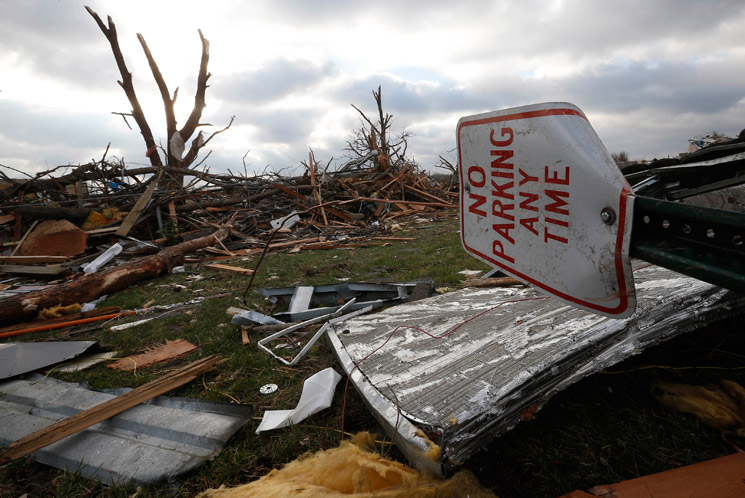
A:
0,227,228,325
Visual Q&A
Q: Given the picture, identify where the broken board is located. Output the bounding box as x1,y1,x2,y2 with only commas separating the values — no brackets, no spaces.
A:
327,263,745,475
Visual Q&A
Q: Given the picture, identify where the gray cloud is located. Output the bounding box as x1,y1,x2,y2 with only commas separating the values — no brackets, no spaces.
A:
216,58,338,104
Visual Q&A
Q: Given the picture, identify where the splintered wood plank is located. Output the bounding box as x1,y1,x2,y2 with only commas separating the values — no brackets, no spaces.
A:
0,256,71,264
115,179,158,237
10,220,38,256
107,339,198,371
0,355,221,462
0,264,70,276
205,263,255,276
558,452,745,498
107,339,197,371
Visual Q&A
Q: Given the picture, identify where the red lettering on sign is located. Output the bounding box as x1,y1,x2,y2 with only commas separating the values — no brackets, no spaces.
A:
545,165,570,185
518,168,538,187
490,149,514,169
519,191,539,212
492,240,515,264
493,223,515,244
545,189,569,215
490,127,514,147
544,225,569,244
520,217,540,236
491,178,514,200
468,193,487,217
492,199,514,221
468,165,486,187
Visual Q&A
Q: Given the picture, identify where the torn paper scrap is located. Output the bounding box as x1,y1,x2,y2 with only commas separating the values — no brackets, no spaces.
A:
256,367,342,434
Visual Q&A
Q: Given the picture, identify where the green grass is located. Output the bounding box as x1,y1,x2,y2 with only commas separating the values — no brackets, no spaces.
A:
0,211,488,497
2,210,743,497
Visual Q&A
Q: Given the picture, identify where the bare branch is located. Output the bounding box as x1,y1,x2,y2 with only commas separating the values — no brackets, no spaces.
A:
179,29,211,141
85,6,162,167
136,33,177,156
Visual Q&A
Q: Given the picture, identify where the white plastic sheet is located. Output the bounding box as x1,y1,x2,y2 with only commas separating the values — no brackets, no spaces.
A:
256,367,342,433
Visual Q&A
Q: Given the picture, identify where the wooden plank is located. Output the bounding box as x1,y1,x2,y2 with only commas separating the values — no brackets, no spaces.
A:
0,264,69,276
205,263,255,276
0,355,222,462
268,237,320,250
226,306,249,316
0,255,71,264
308,151,328,225
115,179,158,237
85,227,120,235
561,452,745,498
403,184,450,204
107,339,198,371
10,220,38,256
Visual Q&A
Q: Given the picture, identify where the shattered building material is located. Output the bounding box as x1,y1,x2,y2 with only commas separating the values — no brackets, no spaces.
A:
0,227,228,324
0,355,223,463
258,282,433,322
16,219,88,257
106,339,198,371
256,367,342,433
0,374,252,484
196,432,496,498
327,264,745,475
82,242,122,274
0,341,98,379
257,299,365,366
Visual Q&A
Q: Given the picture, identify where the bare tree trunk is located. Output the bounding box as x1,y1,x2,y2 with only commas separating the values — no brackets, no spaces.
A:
0,228,228,324
87,8,229,192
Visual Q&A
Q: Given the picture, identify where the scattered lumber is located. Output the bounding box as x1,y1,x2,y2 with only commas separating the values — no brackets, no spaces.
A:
205,263,255,276
0,355,222,462
0,227,229,324
107,339,198,371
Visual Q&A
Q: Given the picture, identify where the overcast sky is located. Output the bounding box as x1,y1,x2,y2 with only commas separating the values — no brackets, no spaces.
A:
2,0,745,178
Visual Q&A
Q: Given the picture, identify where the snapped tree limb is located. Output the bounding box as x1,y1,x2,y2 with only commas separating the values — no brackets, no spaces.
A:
0,227,229,324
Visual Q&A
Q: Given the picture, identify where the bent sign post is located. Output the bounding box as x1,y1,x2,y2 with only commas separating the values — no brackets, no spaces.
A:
458,102,636,318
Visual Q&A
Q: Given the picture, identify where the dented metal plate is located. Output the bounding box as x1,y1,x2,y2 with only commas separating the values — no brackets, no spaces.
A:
458,102,636,317
328,264,745,474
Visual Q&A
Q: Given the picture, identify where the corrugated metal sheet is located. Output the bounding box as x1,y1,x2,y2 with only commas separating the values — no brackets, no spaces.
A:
0,375,253,484
328,264,745,474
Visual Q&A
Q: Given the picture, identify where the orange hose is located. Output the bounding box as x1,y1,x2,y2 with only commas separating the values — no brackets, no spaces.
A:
0,310,135,339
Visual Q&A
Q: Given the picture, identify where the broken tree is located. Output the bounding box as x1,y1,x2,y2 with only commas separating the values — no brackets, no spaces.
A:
0,227,229,324
86,6,233,190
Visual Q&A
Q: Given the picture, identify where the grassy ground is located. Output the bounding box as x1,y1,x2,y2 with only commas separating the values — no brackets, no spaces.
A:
1,210,743,497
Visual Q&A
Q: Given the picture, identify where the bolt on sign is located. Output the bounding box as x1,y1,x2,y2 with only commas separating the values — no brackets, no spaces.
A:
457,102,636,318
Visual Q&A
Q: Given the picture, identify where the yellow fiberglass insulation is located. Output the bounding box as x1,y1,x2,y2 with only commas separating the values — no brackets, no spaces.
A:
654,379,745,436
197,432,496,498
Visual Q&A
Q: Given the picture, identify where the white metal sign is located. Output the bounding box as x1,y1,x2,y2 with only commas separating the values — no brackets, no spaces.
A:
458,102,636,318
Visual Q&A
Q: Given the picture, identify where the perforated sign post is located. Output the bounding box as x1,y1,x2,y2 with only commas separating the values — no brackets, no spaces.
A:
458,102,636,318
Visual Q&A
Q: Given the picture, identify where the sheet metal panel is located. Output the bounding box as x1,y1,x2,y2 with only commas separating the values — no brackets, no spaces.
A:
329,264,745,471
0,376,252,484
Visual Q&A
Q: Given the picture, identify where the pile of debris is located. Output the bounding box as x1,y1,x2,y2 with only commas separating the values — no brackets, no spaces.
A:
0,152,456,322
